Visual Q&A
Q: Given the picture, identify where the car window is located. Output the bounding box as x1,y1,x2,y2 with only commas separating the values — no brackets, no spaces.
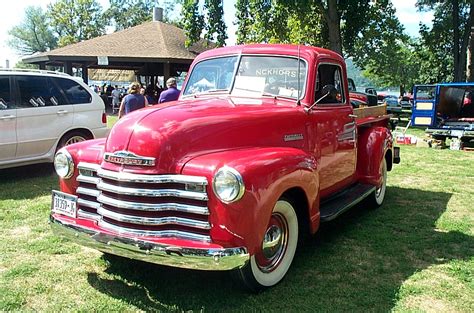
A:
315,64,345,105
0,77,13,110
415,86,436,100
53,77,92,104
16,75,67,108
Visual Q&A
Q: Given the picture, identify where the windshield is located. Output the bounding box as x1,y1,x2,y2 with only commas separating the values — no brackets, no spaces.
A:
183,55,307,99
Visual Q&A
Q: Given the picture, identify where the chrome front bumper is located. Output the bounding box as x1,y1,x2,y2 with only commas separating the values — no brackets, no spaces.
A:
50,215,249,271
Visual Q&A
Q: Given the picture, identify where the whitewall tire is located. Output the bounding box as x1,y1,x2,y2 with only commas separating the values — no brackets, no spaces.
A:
370,158,387,207
234,198,298,291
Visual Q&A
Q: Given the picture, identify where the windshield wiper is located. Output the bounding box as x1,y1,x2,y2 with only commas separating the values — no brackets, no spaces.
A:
206,88,230,93
261,93,298,101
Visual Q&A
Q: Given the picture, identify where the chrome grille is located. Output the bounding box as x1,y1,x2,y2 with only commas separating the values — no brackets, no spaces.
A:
76,162,211,242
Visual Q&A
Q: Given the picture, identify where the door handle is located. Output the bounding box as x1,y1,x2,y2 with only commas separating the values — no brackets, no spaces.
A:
56,110,68,114
348,114,357,119
0,115,16,120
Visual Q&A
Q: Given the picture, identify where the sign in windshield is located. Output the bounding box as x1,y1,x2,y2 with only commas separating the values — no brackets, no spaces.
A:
183,55,307,99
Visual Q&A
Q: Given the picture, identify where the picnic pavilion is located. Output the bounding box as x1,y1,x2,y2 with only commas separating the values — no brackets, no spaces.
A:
22,8,212,87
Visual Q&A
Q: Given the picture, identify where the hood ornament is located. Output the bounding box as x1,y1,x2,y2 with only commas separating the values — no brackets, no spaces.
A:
104,151,155,166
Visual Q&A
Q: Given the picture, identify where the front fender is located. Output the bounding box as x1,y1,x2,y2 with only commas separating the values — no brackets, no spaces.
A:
357,126,393,186
181,147,318,255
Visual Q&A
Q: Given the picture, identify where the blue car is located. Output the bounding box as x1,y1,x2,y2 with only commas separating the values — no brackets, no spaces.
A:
383,95,402,113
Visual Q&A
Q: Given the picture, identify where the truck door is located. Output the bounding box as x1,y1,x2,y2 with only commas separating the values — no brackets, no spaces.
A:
312,63,356,196
411,84,437,126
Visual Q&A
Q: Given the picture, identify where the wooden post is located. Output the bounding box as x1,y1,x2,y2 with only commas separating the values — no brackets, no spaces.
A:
81,63,88,84
164,62,171,86
64,61,72,75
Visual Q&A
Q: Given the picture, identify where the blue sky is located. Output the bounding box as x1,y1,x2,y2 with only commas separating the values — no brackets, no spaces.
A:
0,0,433,67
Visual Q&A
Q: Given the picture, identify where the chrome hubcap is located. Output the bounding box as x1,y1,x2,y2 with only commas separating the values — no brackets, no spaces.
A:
256,214,288,273
65,136,86,146
262,225,283,259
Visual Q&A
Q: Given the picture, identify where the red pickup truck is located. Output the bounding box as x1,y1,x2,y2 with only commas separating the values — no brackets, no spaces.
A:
50,44,400,291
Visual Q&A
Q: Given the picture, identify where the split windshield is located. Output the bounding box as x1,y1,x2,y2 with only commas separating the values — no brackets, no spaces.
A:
183,55,307,99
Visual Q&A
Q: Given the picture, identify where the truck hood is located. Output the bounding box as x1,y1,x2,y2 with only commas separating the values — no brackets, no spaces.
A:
103,96,307,173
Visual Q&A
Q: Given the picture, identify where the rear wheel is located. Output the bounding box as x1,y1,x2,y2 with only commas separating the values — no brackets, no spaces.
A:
368,158,387,208
234,198,298,292
57,131,89,150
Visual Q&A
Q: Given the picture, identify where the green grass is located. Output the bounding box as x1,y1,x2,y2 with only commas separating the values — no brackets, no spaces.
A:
107,115,118,129
0,129,473,311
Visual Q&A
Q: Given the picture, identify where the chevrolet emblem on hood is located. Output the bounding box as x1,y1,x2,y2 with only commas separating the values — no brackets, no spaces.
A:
104,151,156,166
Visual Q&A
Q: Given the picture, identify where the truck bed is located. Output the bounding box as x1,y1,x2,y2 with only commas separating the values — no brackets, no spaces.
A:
353,104,390,126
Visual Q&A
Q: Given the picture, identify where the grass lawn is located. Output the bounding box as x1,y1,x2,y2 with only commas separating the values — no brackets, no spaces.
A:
0,124,473,311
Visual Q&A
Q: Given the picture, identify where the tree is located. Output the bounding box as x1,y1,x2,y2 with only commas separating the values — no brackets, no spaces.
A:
350,0,418,93
234,0,398,58
181,0,227,47
7,6,57,55
204,0,227,46
234,0,427,93
235,0,324,46
181,0,204,47
14,61,39,70
47,0,108,47
105,0,154,30
235,0,251,44
417,0,474,82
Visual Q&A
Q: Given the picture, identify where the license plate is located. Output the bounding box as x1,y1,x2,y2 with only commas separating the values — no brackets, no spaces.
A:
451,130,464,138
52,190,78,218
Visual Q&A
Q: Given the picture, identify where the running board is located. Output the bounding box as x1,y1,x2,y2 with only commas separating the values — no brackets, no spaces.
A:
320,183,376,222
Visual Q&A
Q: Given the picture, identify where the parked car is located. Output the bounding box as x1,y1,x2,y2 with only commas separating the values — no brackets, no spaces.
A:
383,95,402,113
0,69,109,169
377,92,387,105
347,79,378,106
399,95,412,110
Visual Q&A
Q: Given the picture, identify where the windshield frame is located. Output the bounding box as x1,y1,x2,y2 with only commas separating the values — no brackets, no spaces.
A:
182,53,309,101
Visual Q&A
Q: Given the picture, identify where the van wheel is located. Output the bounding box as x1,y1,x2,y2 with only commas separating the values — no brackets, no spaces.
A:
368,158,387,208
234,198,298,292
58,131,89,150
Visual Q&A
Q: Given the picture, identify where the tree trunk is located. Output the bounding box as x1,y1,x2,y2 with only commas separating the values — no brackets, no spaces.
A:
468,26,474,81
326,0,342,56
453,0,461,81
462,2,474,81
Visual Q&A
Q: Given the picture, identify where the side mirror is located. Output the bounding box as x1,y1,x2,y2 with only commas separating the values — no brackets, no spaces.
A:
321,84,338,103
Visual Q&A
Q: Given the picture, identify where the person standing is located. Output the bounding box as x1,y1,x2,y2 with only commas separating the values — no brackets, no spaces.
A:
158,78,180,103
118,82,149,118
111,85,121,114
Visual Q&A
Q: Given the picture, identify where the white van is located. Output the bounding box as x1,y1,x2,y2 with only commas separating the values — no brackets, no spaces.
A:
0,69,109,169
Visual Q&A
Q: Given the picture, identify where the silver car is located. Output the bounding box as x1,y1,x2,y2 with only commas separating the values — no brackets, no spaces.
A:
0,69,109,169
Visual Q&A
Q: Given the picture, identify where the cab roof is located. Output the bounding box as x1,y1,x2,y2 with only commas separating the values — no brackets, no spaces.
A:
193,44,344,64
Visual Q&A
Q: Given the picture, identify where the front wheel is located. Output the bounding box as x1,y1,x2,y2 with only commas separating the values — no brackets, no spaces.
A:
234,198,298,292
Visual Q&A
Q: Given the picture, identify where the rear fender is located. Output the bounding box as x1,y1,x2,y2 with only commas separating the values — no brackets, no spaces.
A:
181,147,319,255
357,126,393,186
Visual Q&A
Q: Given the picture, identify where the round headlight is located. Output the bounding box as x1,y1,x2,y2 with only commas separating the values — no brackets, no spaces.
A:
212,166,245,203
54,149,74,179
